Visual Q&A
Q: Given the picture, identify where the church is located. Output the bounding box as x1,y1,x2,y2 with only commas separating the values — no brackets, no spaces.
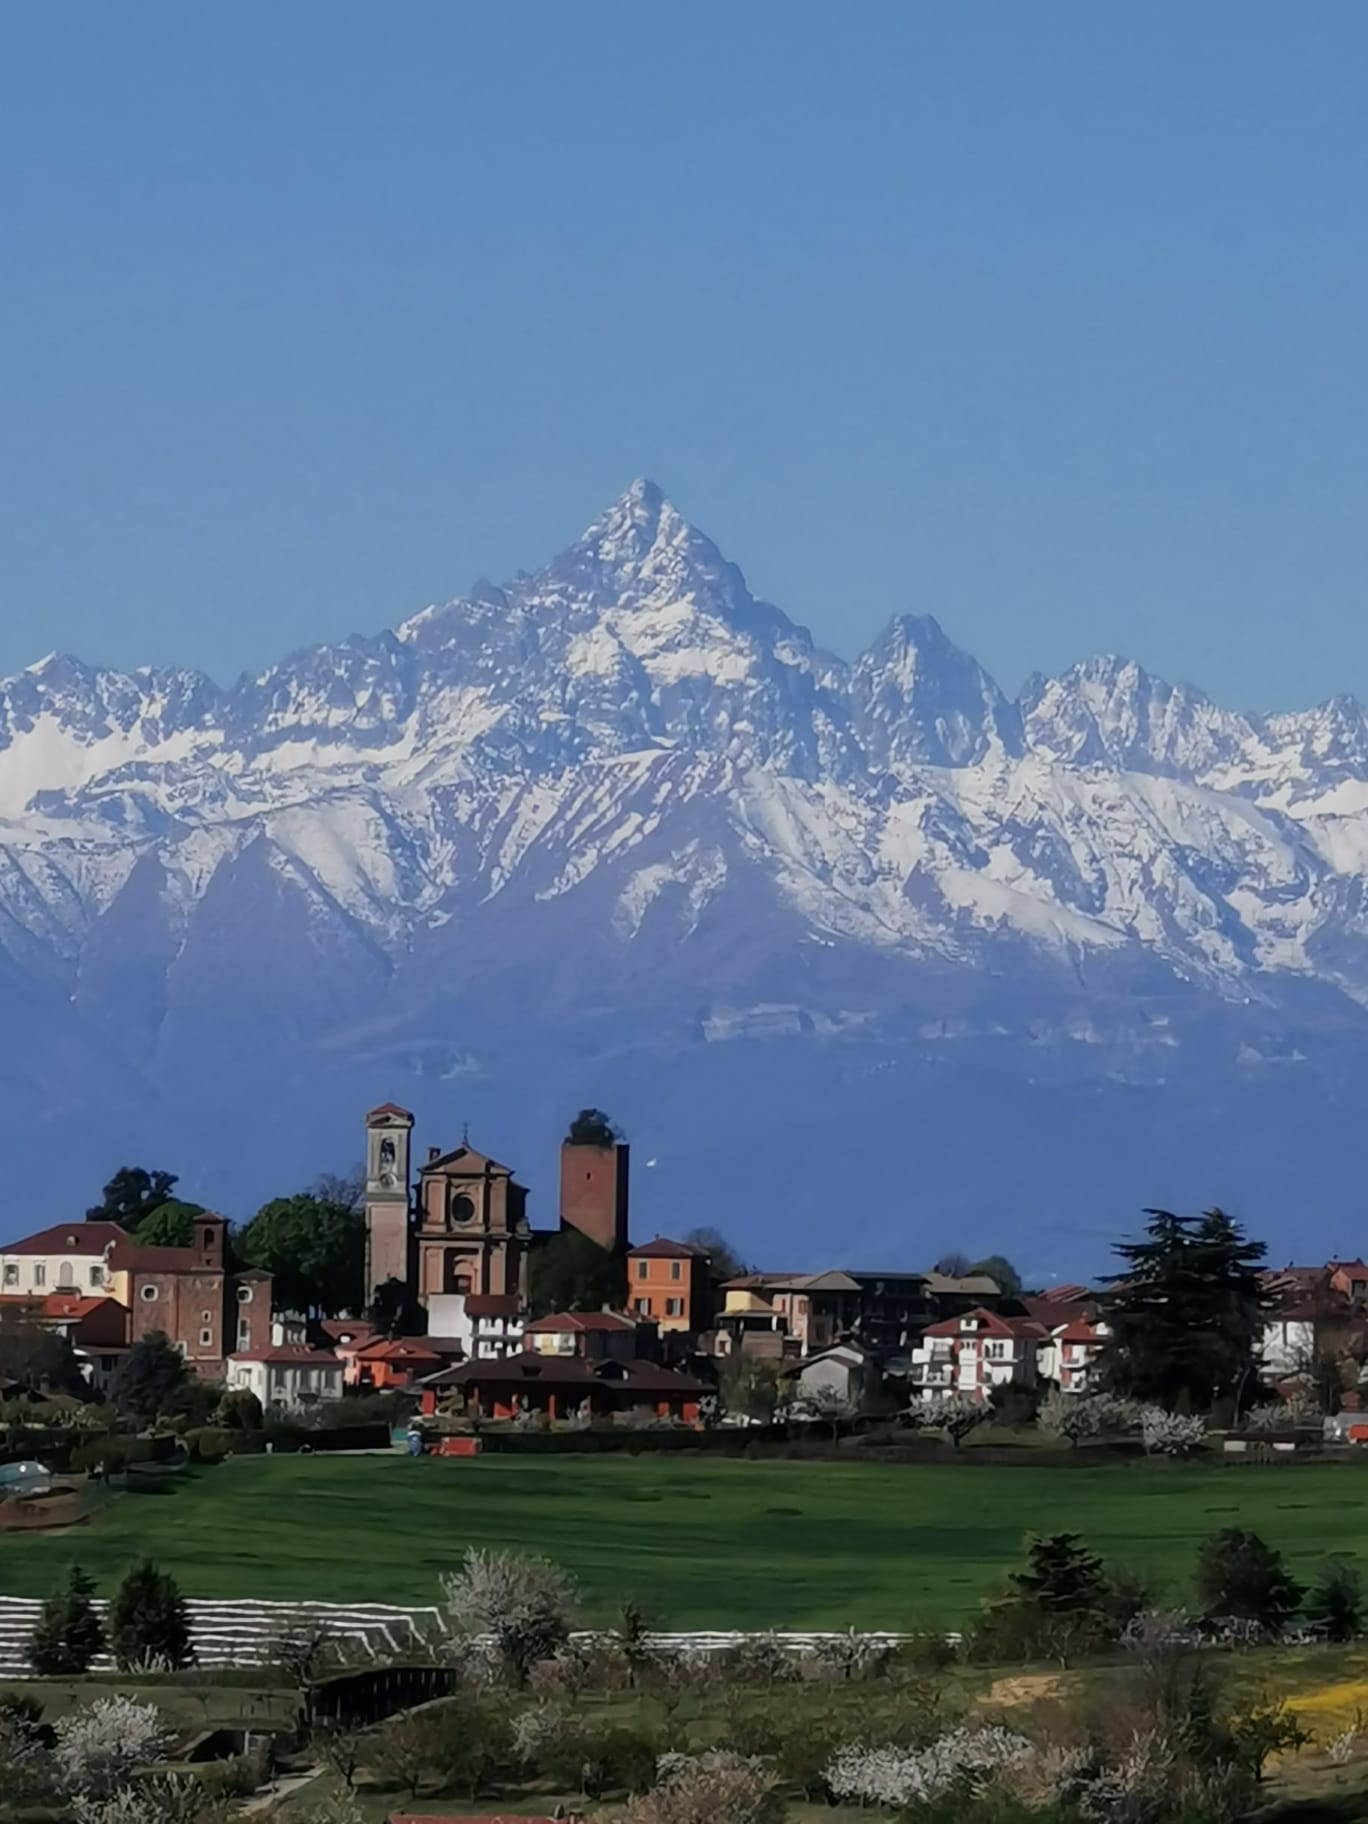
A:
361,1101,630,1317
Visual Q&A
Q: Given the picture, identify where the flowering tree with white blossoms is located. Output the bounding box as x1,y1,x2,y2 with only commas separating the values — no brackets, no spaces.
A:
1140,1407,1207,1456
823,1726,1034,1807
443,1547,578,1684
55,1697,168,1800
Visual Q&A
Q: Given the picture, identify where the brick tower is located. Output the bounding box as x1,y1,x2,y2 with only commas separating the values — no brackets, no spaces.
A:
559,1125,630,1254
364,1103,414,1304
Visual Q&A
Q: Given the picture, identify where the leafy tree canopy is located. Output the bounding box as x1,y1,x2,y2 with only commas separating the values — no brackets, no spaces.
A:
529,1226,623,1317
367,1276,427,1338
0,1305,84,1395
1101,1208,1267,1410
237,1193,364,1314
684,1226,749,1283
131,1198,206,1249
969,1254,1023,1296
932,1252,972,1277
566,1107,620,1147
87,1166,181,1228
109,1331,187,1423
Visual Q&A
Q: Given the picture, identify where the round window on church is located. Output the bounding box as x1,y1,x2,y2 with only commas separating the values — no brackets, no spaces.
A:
450,1194,476,1227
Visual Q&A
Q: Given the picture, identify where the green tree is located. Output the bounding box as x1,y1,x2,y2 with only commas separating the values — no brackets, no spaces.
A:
217,1388,264,1431
132,1199,206,1248
566,1108,619,1146
1101,1208,1267,1408
1010,1533,1108,1617
237,1193,364,1313
718,1355,784,1424
28,1565,106,1674
969,1254,1023,1296
87,1166,181,1227
528,1226,623,1316
0,1304,83,1395
109,1561,192,1670
1196,1528,1303,1632
366,1276,427,1338
684,1227,749,1282
1303,1559,1363,1643
109,1331,187,1423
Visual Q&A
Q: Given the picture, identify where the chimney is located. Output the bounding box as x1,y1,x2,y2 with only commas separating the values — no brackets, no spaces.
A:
427,1146,441,1164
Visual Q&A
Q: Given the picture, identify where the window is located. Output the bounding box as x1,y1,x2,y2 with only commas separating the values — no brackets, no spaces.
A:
634,1298,652,1316
665,1298,684,1318
201,1309,212,1323
140,1284,158,1302
199,1329,213,1347
33,1265,45,1287
90,1265,103,1287
236,1286,253,1304
237,1321,250,1344
2,1265,16,1287
636,1260,648,1281
669,1260,682,1281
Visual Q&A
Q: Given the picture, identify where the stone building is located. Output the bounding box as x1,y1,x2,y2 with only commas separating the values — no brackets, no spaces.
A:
107,1215,272,1380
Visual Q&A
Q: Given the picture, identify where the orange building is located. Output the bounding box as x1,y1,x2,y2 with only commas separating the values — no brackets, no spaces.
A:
626,1237,712,1334
351,1336,444,1390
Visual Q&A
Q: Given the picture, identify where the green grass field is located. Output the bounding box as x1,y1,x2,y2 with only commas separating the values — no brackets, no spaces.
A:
4,1453,1368,1626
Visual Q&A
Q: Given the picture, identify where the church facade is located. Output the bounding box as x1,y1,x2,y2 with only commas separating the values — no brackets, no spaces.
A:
363,1103,536,1311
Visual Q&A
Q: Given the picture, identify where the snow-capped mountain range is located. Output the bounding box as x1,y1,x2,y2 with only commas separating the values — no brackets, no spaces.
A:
5,480,1368,1266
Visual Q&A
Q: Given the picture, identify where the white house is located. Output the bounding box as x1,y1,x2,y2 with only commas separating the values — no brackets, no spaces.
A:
227,1344,344,1412
425,1292,525,1360
0,1222,123,1296
909,1307,1045,1404
1037,1316,1110,1392
782,1342,880,1411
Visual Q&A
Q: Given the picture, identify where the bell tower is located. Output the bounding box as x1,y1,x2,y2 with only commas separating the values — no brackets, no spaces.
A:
364,1103,414,1306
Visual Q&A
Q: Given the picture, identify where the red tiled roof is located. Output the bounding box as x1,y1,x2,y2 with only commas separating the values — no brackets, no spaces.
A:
924,1305,1042,1341
230,1345,342,1367
1,1222,126,1257
319,1318,378,1343
523,1311,636,1333
627,1237,705,1259
465,1294,522,1318
355,1337,444,1363
1041,1283,1093,1303
41,1295,121,1322
1058,1319,1102,1344
367,1102,415,1121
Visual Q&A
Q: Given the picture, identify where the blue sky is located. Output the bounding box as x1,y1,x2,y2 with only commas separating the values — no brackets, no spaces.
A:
3,3,1368,709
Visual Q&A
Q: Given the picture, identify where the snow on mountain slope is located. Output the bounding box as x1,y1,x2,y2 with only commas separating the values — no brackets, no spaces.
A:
7,479,1368,1251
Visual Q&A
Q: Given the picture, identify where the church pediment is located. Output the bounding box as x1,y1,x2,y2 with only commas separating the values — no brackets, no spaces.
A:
421,1145,513,1178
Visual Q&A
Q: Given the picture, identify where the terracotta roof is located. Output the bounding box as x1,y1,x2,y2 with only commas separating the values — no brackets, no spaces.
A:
627,1237,706,1259
1041,1283,1094,1303
367,1102,414,1122
465,1294,523,1318
1057,1319,1102,1344
108,1239,220,1275
41,1295,123,1322
1023,1296,1097,1328
1,1222,126,1257
924,1305,1038,1341
523,1311,636,1333
423,1353,707,1394
355,1337,444,1363
319,1318,377,1342
231,1345,342,1367
719,1272,800,1291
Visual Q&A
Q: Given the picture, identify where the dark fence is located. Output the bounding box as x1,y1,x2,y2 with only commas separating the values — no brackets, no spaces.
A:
305,1662,457,1729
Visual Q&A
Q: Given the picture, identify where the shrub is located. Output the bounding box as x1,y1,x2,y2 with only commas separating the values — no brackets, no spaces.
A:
617,1752,782,1824
1304,1559,1364,1642
183,1427,229,1465
109,1560,192,1671
1196,1529,1303,1634
216,1389,263,1431
1245,1394,1323,1431
1140,1408,1207,1456
29,1564,106,1674
823,1726,1034,1807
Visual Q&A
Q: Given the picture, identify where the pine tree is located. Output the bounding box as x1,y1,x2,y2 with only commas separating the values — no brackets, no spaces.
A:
28,1565,105,1674
1010,1533,1108,1616
109,1560,192,1670
1101,1208,1267,1408
1303,1559,1362,1642
1196,1528,1302,1632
